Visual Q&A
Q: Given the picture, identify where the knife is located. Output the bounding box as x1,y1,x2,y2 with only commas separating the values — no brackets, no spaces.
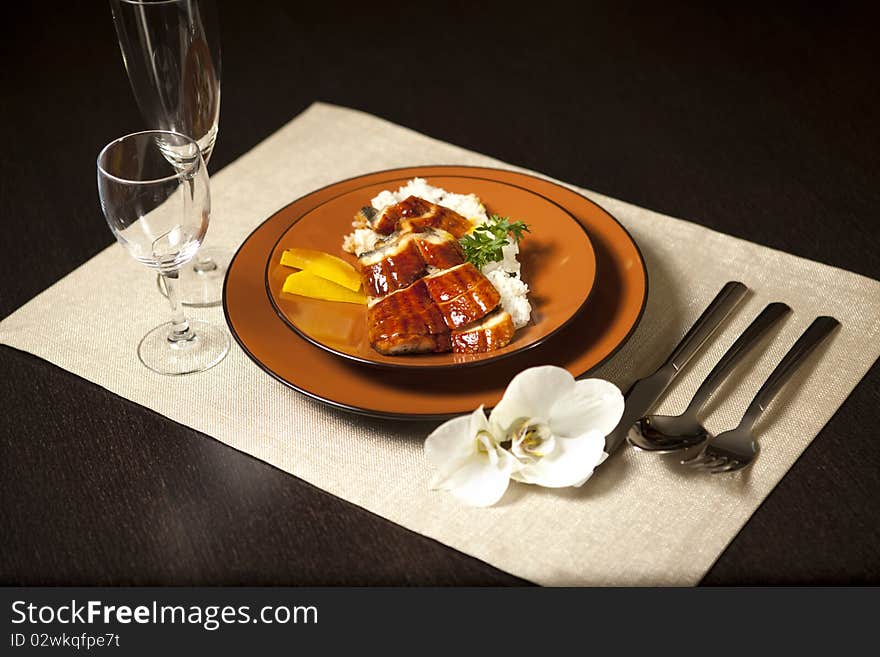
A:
604,281,749,454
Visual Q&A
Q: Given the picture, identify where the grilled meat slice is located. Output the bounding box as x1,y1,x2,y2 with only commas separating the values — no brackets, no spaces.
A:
357,228,465,298
358,233,425,298
423,262,501,329
452,310,515,354
399,198,473,238
367,280,451,355
371,331,452,355
365,196,473,238
413,228,466,270
366,196,431,234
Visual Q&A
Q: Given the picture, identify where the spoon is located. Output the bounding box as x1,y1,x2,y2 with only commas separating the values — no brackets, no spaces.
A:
627,302,791,452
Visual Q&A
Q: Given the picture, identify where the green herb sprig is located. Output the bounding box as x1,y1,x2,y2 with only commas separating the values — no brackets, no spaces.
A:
460,214,530,270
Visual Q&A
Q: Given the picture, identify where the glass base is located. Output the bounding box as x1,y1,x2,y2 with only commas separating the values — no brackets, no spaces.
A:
157,246,229,307
137,319,230,376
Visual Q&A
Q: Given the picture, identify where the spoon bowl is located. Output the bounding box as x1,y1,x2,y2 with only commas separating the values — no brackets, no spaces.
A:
628,414,710,452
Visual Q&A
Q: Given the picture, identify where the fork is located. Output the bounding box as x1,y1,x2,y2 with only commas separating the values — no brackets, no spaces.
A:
682,315,840,473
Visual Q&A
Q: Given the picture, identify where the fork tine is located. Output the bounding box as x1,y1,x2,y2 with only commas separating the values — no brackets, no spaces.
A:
684,454,723,469
681,450,708,465
709,461,740,474
724,460,752,473
695,456,728,470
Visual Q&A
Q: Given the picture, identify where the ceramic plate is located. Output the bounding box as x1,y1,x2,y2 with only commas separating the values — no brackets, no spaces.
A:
265,175,596,369
224,166,648,420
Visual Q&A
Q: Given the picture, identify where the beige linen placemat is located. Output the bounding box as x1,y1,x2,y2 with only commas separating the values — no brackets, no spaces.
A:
2,103,879,585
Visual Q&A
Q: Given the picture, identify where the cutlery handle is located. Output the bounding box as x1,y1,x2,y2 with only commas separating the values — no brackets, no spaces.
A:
686,302,791,412
667,281,749,371
739,316,840,431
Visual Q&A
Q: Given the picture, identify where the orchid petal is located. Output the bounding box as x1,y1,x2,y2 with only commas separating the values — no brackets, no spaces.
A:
468,404,492,438
490,366,576,432
424,412,477,470
438,450,514,507
549,378,624,438
425,407,516,506
511,430,606,488
425,408,493,489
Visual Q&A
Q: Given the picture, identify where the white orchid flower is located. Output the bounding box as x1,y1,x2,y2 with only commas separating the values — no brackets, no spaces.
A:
490,366,624,488
424,366,624,506
424,406,520,507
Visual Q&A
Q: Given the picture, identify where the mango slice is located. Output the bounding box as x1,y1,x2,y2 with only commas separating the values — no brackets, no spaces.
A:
282,270,366,305
280,247,361,292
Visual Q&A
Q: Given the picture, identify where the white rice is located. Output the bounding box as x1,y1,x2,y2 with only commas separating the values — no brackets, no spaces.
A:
342,227,381,256
343,178,531,329
486,269,531,329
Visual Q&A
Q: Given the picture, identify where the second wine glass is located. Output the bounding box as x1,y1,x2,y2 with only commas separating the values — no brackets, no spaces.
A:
97,130,229,375
110,0,226,307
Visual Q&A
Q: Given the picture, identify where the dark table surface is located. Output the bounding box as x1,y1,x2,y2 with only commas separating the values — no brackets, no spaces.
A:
1,1,878,585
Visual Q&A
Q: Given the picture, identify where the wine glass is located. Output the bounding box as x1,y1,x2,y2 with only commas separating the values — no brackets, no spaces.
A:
109,0,225,307
97,130,230,375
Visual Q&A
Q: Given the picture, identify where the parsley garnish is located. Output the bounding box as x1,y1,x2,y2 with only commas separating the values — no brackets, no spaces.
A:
460,215,530,270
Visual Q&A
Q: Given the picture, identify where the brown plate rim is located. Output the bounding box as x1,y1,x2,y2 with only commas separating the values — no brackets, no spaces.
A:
223,165,649,421
263,174,599,370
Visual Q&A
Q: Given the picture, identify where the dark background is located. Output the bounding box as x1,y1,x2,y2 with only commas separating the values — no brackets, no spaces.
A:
1,1,878,584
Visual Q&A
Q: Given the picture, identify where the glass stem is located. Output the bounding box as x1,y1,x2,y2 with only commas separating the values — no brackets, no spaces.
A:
193,153,216,275
162,271,196,344
193,253,218,274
